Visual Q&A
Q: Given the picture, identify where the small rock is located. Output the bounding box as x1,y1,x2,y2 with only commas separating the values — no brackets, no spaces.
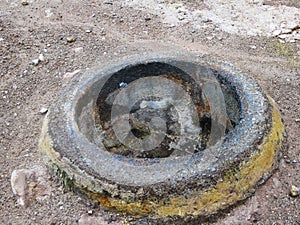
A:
11,166,51,207
87,210,93,215
63,69,81,84
248,0,260,4
32,59,40,66
286,21,299,30
39,107,48,114
272,177,281,188
119,82,128,88
178,15,185,21
278,34,289,39
45,8,53,18
107,216,117,223
85,29,92,33
38,54,44,61
73,47,83,52
281,28,293,34
168,2,183,9
66,36,76,43
290,185,300,197
21,1,29,6
100,28,106,36
78,215,121,225
272,30,281,36
294,34,300,40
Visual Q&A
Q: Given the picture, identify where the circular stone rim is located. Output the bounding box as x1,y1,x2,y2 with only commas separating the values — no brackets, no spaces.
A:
39,50,284,219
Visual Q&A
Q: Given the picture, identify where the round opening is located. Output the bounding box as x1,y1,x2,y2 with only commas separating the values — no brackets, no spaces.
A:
78,61,240,159
40,50,284,222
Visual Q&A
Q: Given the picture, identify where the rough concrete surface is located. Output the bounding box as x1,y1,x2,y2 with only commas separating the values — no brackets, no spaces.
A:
0,0,299,224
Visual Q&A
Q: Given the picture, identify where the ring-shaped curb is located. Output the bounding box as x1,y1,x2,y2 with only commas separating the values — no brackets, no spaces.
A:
39,51,284,222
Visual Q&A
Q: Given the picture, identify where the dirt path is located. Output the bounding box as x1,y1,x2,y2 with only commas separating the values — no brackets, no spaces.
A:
0,0,299,224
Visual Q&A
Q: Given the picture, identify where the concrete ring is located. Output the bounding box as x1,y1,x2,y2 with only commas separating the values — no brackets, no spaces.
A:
39,49,284,222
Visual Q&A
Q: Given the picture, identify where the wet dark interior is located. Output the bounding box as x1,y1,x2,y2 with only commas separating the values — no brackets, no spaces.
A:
92,62,241,158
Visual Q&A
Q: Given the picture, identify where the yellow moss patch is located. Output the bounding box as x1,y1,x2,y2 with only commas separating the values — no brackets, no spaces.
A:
267,41,300,66
269,42,295,57
92,193,154,216
39,116,61,161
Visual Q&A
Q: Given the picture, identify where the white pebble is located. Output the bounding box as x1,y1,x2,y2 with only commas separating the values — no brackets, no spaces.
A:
281,29,292,34
32,59,39,66
38,54,45,61
272,30,281,36
39,107,48,114
278,34,289,39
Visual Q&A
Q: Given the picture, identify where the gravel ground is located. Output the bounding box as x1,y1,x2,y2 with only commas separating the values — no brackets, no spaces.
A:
0,0,299,224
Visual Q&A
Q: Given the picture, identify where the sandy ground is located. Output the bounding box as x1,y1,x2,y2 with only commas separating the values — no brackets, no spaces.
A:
0,0,299,224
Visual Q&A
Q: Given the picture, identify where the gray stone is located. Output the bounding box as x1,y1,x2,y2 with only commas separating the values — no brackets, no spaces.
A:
62,69,81,84
272,30,281,36
11,166,51,207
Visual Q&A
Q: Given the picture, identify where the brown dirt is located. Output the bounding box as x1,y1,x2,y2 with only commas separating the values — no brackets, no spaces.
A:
0,0,299,224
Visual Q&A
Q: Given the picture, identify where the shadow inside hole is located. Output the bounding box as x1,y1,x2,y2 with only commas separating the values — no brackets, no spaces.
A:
91,62,240,158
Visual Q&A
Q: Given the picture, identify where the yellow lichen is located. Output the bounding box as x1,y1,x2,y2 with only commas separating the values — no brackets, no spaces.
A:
267,41,300,66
